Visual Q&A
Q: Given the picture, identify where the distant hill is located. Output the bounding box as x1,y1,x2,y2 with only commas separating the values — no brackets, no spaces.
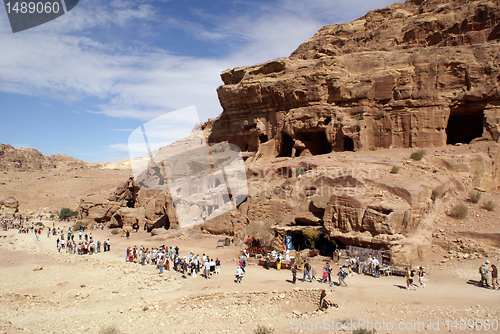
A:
0,144,91,172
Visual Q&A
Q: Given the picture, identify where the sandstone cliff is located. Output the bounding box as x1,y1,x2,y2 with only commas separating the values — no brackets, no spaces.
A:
209,0,500,156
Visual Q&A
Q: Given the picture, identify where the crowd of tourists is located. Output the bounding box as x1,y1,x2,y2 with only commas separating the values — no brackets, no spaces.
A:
53,226,111,255
125,245,221,278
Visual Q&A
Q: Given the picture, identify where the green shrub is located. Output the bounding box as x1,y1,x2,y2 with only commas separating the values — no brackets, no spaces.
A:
295,166,307,177
390,166,400,174
59,208,78,219
72,221,89,231
254,325,274,334
449,204,468,219
410,149,426,161
483,200,495,211
376,109,385,119
468,191,481,204
353,329,377,334
302,227,321,248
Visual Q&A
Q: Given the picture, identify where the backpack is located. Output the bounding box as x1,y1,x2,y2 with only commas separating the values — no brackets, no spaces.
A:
305,263,311,271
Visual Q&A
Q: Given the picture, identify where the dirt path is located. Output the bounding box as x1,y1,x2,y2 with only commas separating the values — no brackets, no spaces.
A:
1,222,499,334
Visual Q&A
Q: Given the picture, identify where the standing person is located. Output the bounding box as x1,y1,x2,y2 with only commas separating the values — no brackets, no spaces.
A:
480,261,491,288
491,264,498,290
106,239,111,252
204,258,210,279
285,249,290,262
241,255,246,273
418,266,426,288
158,255,164,275
372,257,380,278
406,267,417,290
302,261,312,282
326,262,332,284
276,254,281,271
215,258,221,275
246,235,252,248
291,264,297,284
338,266,347,287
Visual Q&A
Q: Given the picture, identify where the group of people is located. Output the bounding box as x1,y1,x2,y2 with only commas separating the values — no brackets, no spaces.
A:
54,226,111,255
125,245,221,278
479,260,499,290
405,266,426,290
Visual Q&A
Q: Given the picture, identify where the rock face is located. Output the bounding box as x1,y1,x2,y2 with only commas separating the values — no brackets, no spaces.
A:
0,195,18,217
209,0,500,156
0,144,89,172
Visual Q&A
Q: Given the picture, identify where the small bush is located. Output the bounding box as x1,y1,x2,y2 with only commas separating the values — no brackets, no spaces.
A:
99,326,120,334
449,204,468,219
72,221,88,231
369,146,377,151
353,329,376,334
410,149,426,161
110,228,121,235
390,166,400,174
431,189,442,202
254,325,274,334
468,191,481,204
376,109,385,119
483,200,495,211
59,208,78,219
302,227,321,248
295,166,307,177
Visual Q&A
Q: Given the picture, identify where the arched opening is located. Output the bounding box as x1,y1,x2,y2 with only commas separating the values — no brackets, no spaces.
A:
446,110,484,144
278,133,294,157
343,137,355,151
295,130,332,155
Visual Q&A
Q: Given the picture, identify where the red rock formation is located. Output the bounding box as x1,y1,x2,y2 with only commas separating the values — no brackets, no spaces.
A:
209,0,500,156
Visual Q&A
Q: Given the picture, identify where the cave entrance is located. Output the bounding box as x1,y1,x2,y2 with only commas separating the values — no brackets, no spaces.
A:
295,130,332,156
259,135,268,144
146,215,170,232
277,133,294,157
343,137,355,151
290,230,339,256
446,110,484,144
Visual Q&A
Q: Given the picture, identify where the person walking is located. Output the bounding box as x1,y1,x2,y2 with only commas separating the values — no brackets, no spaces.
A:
480,260,491,288
491,264,498,290
338,266,347,287
291,264,297,284
311,265,316,281
418,266,426,288
302,262,312,282
406,267,418,290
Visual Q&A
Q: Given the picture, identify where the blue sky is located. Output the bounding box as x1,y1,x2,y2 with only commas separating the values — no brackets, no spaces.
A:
0,0,395,162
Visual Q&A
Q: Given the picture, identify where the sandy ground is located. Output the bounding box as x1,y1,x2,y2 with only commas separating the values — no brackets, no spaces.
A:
1,220,499,334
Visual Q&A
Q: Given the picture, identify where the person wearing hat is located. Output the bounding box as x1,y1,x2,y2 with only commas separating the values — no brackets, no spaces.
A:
479,260,491,288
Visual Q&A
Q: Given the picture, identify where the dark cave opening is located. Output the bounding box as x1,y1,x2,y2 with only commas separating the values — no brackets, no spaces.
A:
296,130,332,156
343,137,355,151
446,110,484,144
278,133,294,157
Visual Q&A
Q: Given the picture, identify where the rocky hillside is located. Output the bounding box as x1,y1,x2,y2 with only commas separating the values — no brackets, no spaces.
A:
0,144,90,172
208,0,500,156
76,0,500,264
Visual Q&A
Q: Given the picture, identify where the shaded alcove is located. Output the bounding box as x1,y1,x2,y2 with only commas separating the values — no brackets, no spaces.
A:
278,133,294,157
259,135,268,144
343,137,355,151
446,110,484,144
295,130,332,155
290,230,339,256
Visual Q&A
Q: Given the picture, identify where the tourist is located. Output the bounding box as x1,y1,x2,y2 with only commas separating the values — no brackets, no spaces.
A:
418,266,426,288
326,262,332,283
311,265,316,281
319,266,329,283
291,264,297,284
204,258,210,279
285,249,290,261
276,254,281,271
338,266,347,287
372,257,380,278
302,261,312,282
241,255,246,273
491,264,498,290
406,267,418,290
215,258,220,274
236,266,244,283
480,260,491,288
